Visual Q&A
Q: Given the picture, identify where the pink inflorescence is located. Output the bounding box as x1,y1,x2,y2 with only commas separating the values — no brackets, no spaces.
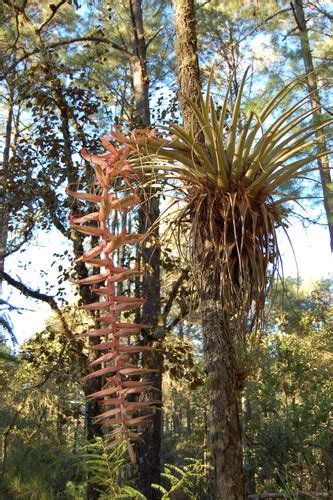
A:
67,133,158,463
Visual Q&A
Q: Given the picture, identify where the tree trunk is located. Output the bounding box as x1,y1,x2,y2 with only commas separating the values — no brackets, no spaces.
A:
135,188,162,499
172,0,202,133
136,194,162,499
202,300,245,500
129,1,162,497
0,82,14,299
291,0,333,251
173,0,245,500
172,2,246,497
129,0,150,128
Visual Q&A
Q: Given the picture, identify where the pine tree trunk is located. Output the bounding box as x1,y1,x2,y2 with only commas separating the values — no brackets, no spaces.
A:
291,0,333,251
129,0,151,128
202,300,245,500
0,83,14,299
129,1,162,497
172,0,202,133
172,1,246,497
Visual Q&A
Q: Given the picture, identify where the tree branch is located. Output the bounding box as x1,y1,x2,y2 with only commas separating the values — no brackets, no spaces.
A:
0,269,73,340
238,7,292,44
1,37,131,80
146,26,165,49
1,222,34,258
37,0,67,34
162,267,189,323
166,313,185,332
48,36,131,54
42,186,70,237
290,2,304,32
308,1,333,20
4,0,32,25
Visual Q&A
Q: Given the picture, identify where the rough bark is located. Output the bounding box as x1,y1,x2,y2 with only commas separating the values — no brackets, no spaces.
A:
129,0,150,128
291,0,333,251
173,0,245,500
172,0,202,133
129,1,162,497
136,198,162,500
172,1,247,497
202,300,245,500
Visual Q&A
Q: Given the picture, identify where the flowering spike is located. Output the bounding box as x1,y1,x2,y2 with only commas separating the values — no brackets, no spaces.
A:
67,135,158,463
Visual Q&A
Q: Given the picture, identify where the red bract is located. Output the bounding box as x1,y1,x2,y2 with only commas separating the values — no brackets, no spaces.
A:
67,137,158,463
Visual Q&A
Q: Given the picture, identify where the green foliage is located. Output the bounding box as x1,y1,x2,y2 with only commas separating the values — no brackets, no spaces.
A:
152,459,209,499
72,438,143,499
162,334,207,465
0,314,86,499
245,279,333,493
8,476,55,500
1,440,80,499
160,280,333,495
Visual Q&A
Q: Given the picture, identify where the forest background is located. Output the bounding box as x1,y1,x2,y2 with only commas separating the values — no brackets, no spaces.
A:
0,0,333,498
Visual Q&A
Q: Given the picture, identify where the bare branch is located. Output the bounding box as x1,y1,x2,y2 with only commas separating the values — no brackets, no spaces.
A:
237,7,292,44
146,26,165,49
162,267,189,323
44,36,131,55
282,25,299,41
0,269,74,340
308,1,333,20
196,0,210,10
37,0,67,34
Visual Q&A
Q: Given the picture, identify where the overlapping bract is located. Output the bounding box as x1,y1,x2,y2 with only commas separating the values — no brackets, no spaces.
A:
67,137,158,463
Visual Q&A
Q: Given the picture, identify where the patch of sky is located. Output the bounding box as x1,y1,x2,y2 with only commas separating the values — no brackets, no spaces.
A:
4,228,76,344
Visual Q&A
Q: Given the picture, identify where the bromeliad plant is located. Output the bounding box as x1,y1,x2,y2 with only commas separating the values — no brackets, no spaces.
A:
116,70,332,337
111,70,332,497
67,138,158,463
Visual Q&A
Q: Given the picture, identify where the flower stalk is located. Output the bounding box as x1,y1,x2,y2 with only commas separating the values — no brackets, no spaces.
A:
67,136,158,463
